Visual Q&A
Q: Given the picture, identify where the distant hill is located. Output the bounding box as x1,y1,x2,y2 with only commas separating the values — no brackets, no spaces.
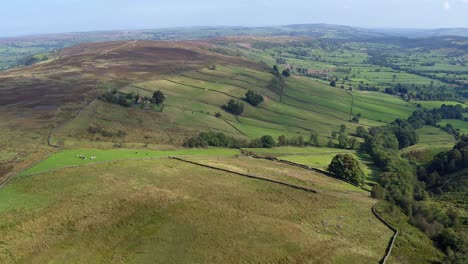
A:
371,27,468,38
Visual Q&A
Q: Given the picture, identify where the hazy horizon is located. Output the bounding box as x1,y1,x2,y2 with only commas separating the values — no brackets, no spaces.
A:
2,0,468,37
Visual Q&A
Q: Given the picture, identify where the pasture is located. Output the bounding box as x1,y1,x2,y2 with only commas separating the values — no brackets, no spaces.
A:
245,146,381,187
439,119,468,134
57,64,417,149
402,126,455,163
417,101,468,109
21,148,240,176
0,158,392,263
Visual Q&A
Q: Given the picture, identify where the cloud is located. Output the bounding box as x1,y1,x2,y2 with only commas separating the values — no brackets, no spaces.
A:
443,0,451,9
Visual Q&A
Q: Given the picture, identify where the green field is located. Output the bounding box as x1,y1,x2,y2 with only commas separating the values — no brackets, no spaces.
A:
51,63,417,149
246,146,381,187
1,31,464,263
417,101,468,109
1,158,392,263
439,119,468,134
22,148,240,176
402,126,455,163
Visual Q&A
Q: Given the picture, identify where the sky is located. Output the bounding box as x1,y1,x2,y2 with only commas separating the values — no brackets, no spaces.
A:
2,0,468,37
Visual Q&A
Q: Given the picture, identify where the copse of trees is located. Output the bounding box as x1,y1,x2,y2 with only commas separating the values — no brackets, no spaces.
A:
244,90,264,106
365,104,468,259
184,132,278,149
99,89,168,109
99,89,131,107
152,90,165,104
222,99,244,115
327,154,366,186
184,132,248,148
276,134,319,147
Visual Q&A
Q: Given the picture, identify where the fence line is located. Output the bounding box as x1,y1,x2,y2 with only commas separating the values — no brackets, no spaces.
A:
372,204,399,264
170,157,318,194
240,150,372,192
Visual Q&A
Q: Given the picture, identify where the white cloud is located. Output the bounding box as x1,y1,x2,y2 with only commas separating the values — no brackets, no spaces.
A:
443,0,451,9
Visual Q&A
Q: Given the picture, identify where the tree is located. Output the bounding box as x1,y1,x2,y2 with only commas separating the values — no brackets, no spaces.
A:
272,65,280,77
282,69,291,77
339,124,347,133
349,137,358,149
260,135,276,148
222,99,244,115
330,80,336,87
309,131,320,146
356,126,367,138
328,154,366,186
152,90,165,104
244,90,264,106
371,184,386,199
278,135,287,146
331,131,338,139
338,133,349,149
297,136,304,147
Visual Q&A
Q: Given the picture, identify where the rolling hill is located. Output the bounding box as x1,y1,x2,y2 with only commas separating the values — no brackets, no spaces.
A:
0,36,456,263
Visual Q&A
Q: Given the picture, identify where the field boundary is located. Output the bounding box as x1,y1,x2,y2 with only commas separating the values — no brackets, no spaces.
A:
372,203,399,264
170,157,319,193
240,150,372,192
223,119,248,136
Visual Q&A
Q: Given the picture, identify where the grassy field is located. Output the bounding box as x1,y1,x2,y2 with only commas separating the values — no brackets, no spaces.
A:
374,202,444,264
21,148,240,176
0,158,392,263
245,146,381,187
439,119,468,134
56,64,417,149
1,35,462,263
402,126,455,164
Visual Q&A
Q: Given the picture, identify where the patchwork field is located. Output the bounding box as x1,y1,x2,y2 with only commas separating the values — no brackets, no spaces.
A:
52,62,417,149
1,35,463,263
0,157,392,263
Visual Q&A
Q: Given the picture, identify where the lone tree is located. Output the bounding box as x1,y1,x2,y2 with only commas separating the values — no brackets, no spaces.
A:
222,99,244,115
328,154,366,186
309,131,320,146
244,90,264,106
152,90,165,104
260,135,276,148
282,68,291,77
278,135,287,146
